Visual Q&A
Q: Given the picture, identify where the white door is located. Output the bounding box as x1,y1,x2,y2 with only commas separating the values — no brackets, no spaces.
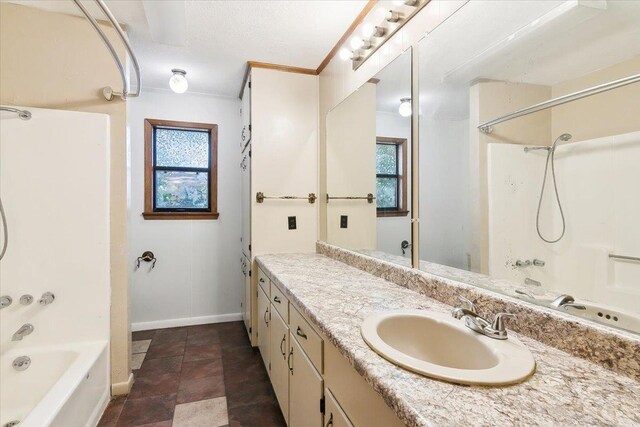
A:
257,285,270,372
289,334,323,427
270,308,290,424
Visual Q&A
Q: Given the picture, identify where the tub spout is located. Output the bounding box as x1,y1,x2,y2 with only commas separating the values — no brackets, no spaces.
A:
12,323,34,341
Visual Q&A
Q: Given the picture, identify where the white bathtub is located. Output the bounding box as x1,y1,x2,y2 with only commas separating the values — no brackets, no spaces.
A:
0,341,109,427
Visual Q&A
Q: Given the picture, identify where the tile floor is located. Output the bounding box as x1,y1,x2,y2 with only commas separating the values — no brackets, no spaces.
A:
98,321,286,427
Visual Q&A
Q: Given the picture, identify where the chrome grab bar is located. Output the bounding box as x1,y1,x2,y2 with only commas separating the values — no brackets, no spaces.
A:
478,73,640,133
326,193,376,204
609,253,640,263
255,192,317,204
73,0,142,101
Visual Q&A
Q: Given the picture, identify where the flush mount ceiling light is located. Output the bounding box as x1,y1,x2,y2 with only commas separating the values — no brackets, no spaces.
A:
169,68,188,93
399,98,412,117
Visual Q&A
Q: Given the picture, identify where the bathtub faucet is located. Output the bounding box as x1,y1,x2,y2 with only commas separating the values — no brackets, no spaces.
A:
551,295,586,311
12,323,34,341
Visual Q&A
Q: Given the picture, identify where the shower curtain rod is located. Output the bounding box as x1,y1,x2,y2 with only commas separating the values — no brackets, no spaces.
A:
72,0,142,101
478,73,640,134
0,106,31,120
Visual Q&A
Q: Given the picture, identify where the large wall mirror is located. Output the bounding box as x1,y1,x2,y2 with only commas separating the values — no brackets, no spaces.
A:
325,50,413,265
418,1,640,334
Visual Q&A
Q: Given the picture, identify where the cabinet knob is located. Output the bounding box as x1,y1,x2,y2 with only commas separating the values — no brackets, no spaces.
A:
287,348,294,374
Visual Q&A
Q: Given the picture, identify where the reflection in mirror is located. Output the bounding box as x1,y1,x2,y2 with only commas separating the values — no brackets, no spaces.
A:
325,50,412,265
418,1,640,334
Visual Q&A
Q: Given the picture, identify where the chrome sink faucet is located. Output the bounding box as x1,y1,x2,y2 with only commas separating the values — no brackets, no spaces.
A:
452,296,517,340
12,323,34,341
551,295,586,310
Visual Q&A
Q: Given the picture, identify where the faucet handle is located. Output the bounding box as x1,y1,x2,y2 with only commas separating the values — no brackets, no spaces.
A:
457,295,478,313
491,313,517,332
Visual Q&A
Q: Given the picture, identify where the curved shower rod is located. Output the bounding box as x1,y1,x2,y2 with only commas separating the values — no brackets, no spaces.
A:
0,106,31,120
72,0,142,101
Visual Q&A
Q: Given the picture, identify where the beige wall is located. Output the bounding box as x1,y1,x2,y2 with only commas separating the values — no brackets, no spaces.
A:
0,3,131,394
552,56,640,142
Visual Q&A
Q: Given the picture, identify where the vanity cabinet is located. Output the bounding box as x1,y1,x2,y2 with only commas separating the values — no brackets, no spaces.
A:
239,66,319,346
257,285,270,373
289,332,324,427
270,308,289,422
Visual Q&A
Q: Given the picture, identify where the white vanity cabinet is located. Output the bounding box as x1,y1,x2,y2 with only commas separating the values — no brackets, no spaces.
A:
257,284,270,373
239,66,319,346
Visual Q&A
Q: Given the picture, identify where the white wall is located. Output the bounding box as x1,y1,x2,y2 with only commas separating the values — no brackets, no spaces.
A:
376,111,412,257
0,108,110,349
128,89,242,330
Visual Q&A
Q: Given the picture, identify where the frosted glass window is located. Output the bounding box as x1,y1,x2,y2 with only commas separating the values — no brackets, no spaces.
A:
155,128,209,168
144,119,218,219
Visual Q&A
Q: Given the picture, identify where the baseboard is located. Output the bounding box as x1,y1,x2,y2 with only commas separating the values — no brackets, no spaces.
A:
111,372,134,396
131,313,243,332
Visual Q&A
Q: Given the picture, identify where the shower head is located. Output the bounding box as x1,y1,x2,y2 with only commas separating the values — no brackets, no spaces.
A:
558,133,572,142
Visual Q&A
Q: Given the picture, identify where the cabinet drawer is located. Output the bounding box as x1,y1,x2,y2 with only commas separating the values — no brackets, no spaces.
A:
271,282,289,323
258,267,270,295
324,388,353,427
290,306,323,373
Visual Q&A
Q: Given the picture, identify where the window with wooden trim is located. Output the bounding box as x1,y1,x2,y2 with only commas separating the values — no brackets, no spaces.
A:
376,136,408,217
143,119,218,220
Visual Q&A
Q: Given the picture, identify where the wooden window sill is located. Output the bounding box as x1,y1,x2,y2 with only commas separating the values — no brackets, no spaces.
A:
377,210,409,218
142,212,220,220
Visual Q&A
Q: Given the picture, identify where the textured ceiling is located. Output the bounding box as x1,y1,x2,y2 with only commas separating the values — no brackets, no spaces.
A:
5,0,367,97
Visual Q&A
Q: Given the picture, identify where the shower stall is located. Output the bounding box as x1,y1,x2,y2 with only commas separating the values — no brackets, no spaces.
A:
0,107,111,427
487,131,640,317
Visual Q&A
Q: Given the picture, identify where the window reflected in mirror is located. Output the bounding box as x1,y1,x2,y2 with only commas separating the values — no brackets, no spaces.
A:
325,50,412,264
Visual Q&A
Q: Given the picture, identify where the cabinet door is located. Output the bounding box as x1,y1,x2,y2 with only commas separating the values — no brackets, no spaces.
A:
324,388,353,427
242,257,251,335
257,286,270,372
270,309,290,424
289,334,323,427
240,146,251,258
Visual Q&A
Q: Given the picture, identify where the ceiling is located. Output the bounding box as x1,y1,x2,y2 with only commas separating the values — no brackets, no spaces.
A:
6,0,367,97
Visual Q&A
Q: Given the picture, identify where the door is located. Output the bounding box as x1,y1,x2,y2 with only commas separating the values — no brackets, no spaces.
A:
257,285,270,372
324,388,353,427
242,255,251,335
270,308,290,424
289,334,323,427
240,143,251,258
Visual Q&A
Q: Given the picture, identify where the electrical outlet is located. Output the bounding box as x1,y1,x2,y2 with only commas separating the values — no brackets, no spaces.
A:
340,215,348,229
288,216,297,230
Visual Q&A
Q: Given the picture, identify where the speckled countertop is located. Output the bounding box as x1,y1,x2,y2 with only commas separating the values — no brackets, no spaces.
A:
256,253,640,427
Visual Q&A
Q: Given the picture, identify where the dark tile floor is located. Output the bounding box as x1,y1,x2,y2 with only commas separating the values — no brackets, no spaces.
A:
98,321,286,427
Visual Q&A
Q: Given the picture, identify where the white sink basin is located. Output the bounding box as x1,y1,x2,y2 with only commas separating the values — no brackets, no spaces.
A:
361,309,536,386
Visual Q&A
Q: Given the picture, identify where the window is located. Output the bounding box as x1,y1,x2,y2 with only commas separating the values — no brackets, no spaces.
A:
376,137,408,217
143,119,218,220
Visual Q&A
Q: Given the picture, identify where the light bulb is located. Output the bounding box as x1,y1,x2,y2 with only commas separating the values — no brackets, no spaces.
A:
361,23,375,38
338,48,352,61
392,0,405,6
169,69,188,94
398,98,412,117
349,37,364,50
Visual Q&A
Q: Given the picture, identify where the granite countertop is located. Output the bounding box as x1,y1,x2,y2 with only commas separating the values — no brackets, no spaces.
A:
256,253,640,427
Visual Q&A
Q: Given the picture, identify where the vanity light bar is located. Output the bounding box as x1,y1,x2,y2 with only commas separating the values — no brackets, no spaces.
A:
348,0,431,71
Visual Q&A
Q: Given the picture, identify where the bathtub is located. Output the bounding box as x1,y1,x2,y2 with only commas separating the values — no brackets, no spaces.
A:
0,341,109,427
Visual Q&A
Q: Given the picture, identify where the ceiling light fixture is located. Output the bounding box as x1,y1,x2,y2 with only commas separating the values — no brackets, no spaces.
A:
169,68,188,93
385,10,402,23
398,98,412,117
361,23,375,38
